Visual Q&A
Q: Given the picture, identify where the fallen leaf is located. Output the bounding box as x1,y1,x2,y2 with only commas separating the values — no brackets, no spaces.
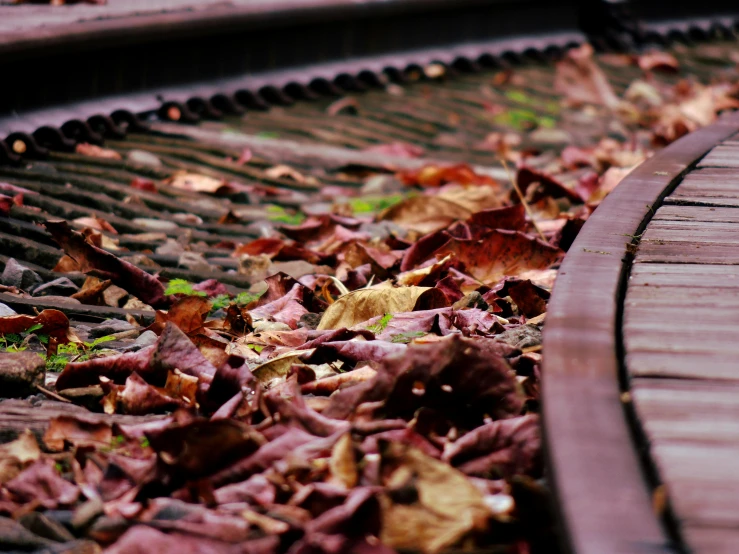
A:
317,286,449,330
150,296,211,336
398,164,497,188
71,277,113,305
379,443,490,553
0,430,40,483
378,196,471,234
75,143,122,160
442,414,541,477
44,414,112,451
638,51,679,73
439,230,562,284
328,433,358,489
5,459,79,508
0,309,75,343
554,43,620,109
45,221,167,308
166,172,227,193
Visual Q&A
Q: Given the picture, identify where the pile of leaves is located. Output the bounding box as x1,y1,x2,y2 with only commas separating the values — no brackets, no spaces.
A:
1,43,738,553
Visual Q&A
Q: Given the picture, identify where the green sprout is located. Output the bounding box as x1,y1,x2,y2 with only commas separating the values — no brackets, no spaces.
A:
367,313,393,334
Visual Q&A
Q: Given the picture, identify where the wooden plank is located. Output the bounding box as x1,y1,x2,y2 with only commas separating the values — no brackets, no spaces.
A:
698,145,739,167
0,399,166,447
649,443,739,527
626,286,739,301
682,527,739,554
630,263,739,287
631,379,739,444
635,242,739,264
647,221,739,233
542,112,739,554
642,227,739,245
653,206,739,223
627,351,739,380
664,197,739,208
625,334,739,356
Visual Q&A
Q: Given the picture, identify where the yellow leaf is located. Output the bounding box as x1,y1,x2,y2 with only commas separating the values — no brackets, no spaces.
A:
317,286,448,331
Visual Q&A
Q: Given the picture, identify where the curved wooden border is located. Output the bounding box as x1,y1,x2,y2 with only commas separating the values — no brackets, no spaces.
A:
542,111,739,554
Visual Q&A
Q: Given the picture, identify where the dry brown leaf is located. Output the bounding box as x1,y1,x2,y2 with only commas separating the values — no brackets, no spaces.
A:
150,296,211,336
164,369,199,405
264,165,308,183
380,443,490,554
166,172,227,193
71,277,112,305
554,43,620,109
327,433,358,490
53,254,81,273
439,230,561,284
43,415,112,452
0,430,41,484
317,286,448,330
396,254,453,286
638,51,679,72
72,216,118,234
436,184,502,212
378,196,472,234
75,143,122,160
251,351,312,385
0,309,76,344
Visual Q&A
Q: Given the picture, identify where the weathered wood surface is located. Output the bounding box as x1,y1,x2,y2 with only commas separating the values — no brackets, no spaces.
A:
0,398,167,448
542,110,739,554
622,120,739,552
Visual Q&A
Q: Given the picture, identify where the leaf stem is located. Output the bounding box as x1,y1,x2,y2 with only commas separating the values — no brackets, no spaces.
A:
499,157,547,242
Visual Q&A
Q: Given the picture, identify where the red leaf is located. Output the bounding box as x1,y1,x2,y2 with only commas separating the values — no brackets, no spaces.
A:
44,220,167,308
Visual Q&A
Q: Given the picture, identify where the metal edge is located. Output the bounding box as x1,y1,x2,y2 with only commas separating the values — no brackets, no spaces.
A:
0,0,543,57
0,31,584,158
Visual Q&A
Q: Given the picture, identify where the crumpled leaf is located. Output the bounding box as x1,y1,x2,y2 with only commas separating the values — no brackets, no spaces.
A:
324,335,522,425
397,164,498,188
554,43,620,109
0,430,40,484
442,414,541,478
0,309,75,343
317,286,449,330
75,143,122,160
44,220,166,308
379,442,490,554
166,172,228,194
148,418,264,478
516,167,583,204
44,414,113,451
378,195,471,234
638,51,679,72
439,230,562,284
5,459,79,509
119,372,188,415
56,323,217,391
149,295,210,336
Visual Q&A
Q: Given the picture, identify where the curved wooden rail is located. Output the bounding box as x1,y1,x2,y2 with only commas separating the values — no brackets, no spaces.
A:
542,111,739,554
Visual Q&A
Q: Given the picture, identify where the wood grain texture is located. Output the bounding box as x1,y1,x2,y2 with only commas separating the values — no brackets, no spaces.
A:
627,351,739,380
542,111,739,554
632,379,739,444
622,121,739,553
654,205,739,223
682,527,739,554
0,399,166,448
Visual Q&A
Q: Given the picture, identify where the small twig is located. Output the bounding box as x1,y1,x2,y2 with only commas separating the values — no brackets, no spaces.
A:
499,157,547,242
35,384,72,404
